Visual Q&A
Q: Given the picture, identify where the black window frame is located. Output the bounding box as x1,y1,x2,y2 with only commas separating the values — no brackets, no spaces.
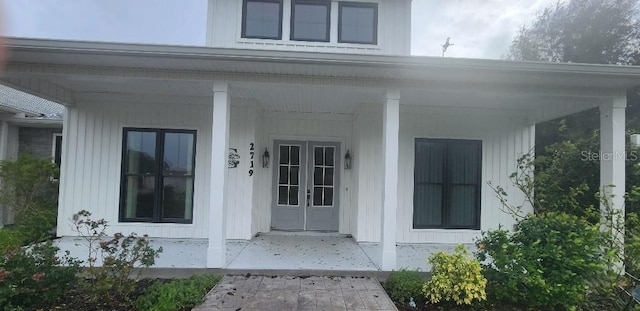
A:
290,0,331,42
413,138,482,230
338,1,378,45
52,133,62,168
242,0,284,40
119,128,197,224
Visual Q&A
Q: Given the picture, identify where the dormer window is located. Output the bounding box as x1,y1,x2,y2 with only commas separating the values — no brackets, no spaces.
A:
242,0,283,39
291,0,330,42
338,2,378,45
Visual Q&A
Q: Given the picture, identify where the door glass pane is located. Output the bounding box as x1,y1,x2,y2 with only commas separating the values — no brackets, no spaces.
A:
324,168,334,186
314,167,323,185
124,176,155,219
313,186,323,205
323,187,333,205
126,131,156,174
290,166,299,185
278,186,288,205
244,0,281,39
162,177,193,220
324,147,334,166
163,132,194,175
289,186,299,205
279,166,289,184
290,146,300,165
292,3,328,41
279,146,289,164
340,5,376,44
314,147,323,165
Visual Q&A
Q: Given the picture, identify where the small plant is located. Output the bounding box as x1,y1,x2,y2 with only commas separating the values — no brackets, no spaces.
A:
71,210,163,307
423,244,486,306
0,241,80,309
134,274,221,311
383,268,425,307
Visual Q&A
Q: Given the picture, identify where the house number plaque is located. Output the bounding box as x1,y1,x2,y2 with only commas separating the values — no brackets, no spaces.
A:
249,142,255,177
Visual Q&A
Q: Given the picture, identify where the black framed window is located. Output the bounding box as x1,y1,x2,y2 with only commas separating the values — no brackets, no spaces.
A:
413,139,481,229
291,0,330,42
338,2,378,44
52,133,62,168
120,128,196,223
242,0,283,39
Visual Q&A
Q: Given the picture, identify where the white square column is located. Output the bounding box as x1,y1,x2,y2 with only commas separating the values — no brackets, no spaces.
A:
207,81,231,268
600,92,626,243
380,90,400,271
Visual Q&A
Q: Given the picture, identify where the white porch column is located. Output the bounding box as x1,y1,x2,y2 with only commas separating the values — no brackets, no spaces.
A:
599,92,626,244
207,81,231,268
380,90,399,271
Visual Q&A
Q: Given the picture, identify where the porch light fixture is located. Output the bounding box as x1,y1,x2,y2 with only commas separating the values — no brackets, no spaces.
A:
344,150,352,170
262,148,270,168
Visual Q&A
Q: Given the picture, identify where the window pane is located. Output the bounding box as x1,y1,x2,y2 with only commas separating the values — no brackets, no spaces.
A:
126,131,156,174
448,141,480,184
313,186,323,205
323,187,333,205
449,185,476,228
340,5,376,44
415,140,444,183
279,166,289,184
278,186,288,204
162,177,193,220
163,132,194,175
314,147,323,165
413,184,442,227
290,146,300,165
124,176,155,219
289,186,299,205
290,166,299,185
292,3,328,41
324,147,334,166
279,145,289,164
324,168,334,186
314,167,323,185
54,135,62,167
245,0,281,38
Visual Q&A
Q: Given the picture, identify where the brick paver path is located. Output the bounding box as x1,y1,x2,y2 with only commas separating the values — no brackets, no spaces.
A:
193,275,398,311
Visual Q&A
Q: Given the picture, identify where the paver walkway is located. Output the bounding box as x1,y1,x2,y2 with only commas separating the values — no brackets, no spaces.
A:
193,275,398,311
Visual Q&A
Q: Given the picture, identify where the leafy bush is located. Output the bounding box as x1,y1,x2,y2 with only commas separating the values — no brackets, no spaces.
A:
0,228,23,254
71,210,163,308
476,212,611,309
383,269,425,307
423,245,486,306
0,241,80,309
134,274,221,311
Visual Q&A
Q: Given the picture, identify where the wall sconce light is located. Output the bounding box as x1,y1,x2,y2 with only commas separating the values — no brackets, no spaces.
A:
344,150,352,170
262,148,270,168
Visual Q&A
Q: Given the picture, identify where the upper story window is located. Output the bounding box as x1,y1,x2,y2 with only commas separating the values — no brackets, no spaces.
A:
291,0,331,42
338,2,378,44
242,0,283,39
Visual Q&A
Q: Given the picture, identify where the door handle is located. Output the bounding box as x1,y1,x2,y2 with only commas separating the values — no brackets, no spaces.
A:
306,189,310,207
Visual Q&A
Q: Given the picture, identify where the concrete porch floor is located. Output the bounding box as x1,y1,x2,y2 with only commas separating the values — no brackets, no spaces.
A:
55,233,474,271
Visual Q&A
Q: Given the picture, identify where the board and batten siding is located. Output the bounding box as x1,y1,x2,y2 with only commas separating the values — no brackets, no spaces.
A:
57,98,214,239
206,0,411,55
352,105,534,243
251,112,355,236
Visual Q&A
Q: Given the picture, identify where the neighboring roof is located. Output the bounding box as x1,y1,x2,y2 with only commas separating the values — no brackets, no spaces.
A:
0,83,64,119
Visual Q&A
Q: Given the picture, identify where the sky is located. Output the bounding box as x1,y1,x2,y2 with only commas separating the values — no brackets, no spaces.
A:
1,0,559,59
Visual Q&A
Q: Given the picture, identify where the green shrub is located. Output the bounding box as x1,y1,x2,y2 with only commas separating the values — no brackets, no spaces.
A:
0,241,80,309
383,269,425,306
476,212,611,309
134,274,221,311
423,244,486,306
0,228,23,254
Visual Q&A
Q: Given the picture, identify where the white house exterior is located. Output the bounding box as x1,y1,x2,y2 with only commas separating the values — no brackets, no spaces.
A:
0,0,637,270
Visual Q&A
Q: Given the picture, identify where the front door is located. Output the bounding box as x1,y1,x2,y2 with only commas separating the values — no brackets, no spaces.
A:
271,140,340,231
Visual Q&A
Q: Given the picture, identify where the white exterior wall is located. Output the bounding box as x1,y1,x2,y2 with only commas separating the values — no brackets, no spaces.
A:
353,105,534,243
252,112,355,236
57,98,214,238
206,0,411,55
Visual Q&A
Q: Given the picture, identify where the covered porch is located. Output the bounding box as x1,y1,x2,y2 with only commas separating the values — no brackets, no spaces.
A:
2,38,636,271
